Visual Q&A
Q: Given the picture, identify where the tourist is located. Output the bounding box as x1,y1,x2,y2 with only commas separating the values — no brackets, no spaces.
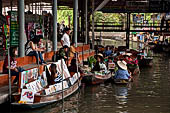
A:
61,27,71,48
48,64,62,85
25,37,46,65
52,45,69,64
68,58,83,77
3,47,25,84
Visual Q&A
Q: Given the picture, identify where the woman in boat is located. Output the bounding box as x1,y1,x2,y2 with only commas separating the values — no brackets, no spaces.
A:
114,60,131,80
25,36,46,65
68,58,83,77
48,63,62,85
3,47,25,84
92,53,107,73
104,46,112,57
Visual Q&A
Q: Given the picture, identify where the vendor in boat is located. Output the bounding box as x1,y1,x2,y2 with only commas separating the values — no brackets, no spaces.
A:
114,60,131,80
104,46,112,57
92,53,107,73
107,57,115,74
68,58,83,77
48,64,62,85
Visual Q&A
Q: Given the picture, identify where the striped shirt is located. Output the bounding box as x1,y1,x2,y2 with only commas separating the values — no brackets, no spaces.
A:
54,72,63,83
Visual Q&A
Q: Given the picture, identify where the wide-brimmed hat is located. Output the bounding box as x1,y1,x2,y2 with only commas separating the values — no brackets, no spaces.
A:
123,53,132,56
95,53,104,59
117,60,127,70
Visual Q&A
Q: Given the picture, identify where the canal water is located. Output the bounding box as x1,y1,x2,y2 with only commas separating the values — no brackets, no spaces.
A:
1,40,170,113
1,52,170,113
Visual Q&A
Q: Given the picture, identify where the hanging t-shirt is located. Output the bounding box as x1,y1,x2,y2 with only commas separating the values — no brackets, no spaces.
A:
61,33,70,47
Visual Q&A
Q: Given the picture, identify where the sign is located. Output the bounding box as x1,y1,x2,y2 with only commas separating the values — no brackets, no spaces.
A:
10,11,19,46
20,89,35,103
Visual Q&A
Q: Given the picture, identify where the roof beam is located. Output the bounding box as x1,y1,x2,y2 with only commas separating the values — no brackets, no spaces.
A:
94,0,110,12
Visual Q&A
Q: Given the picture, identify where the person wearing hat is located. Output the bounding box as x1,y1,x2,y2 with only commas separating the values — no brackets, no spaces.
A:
92,53,107,73
114,60,131,80
61,27,71,47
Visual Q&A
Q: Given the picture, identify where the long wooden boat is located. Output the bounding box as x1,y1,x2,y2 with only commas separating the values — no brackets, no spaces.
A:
82,72,112,85
138,57,153,67
11,80,81,109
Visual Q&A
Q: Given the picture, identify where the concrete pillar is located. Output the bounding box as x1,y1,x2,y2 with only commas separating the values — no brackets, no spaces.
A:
53,0,57,51
18,0,25,57
0,0,2,15
92,0,95,49
85,0,88,44
73,0,78,47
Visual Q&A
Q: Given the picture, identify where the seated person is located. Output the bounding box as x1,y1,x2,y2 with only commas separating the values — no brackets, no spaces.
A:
3,47,25,84
107,57,115,73
104,46,112,57
68,58,83,77
114,60,131,80
52,45,69,63
92,53,107,73
69,42,76,58
48,63,62,85
25,36,46,64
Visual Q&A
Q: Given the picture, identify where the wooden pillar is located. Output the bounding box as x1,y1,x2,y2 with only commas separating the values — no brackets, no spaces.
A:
0,0,2,15
126,13,130,49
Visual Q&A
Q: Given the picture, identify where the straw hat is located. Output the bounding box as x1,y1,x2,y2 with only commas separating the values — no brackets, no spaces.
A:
122,53,132,56
117,60,127,70
94,53,104,61
97,53,103,58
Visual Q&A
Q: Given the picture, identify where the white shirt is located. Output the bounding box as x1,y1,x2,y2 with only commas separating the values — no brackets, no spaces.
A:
61,33,70,47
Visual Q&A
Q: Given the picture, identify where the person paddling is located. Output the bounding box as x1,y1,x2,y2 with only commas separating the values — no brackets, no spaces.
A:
114,60,131,80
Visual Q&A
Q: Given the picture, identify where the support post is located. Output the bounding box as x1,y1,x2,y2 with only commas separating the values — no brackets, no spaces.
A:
85,0,88,44
73,0,78,47
53,0,57,52
126,13,130,49
92,0,95,49
18,0,25,57
0,0,2,15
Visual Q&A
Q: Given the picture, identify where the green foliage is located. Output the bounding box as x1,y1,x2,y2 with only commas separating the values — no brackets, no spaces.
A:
93,12,124,25
87,56,96,68
57,7,73,27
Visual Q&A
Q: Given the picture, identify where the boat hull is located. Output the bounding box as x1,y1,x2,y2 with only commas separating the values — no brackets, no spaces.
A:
11,80,81,109
82,73,112,85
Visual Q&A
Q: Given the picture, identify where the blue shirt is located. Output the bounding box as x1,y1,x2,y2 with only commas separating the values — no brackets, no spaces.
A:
114,69,130,80
105,50,112,57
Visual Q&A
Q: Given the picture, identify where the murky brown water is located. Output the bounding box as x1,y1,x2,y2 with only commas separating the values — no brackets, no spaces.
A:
2,53,170,113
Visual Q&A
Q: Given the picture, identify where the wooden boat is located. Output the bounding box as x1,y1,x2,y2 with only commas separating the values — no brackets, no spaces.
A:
128,65,140,75
138,57,153,67
113,79,131,85
11,79,81,109
82,72,112,85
